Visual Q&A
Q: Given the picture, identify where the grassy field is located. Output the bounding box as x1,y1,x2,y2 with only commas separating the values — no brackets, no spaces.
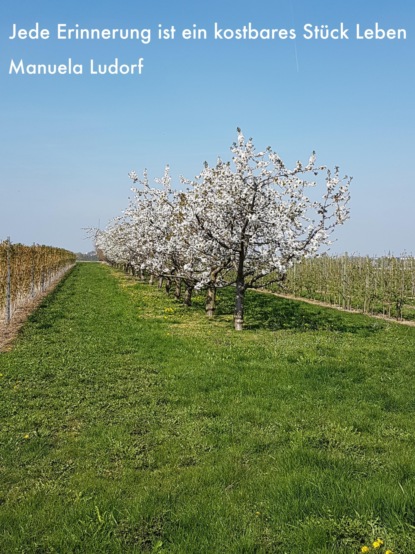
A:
1,263,415,553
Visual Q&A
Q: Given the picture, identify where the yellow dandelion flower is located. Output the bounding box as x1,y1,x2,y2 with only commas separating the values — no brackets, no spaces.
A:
361,547,370,553
385,550,393,554
23,434,30,439
373,540,382,549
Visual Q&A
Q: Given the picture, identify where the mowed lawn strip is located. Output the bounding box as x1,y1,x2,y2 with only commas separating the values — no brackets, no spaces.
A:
0,262,414,553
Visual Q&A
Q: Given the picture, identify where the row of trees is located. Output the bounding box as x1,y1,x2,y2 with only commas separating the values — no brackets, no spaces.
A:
272,254,415,320
96,130,351,330
0,239,76,324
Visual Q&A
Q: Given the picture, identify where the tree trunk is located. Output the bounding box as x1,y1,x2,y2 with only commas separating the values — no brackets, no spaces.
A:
149,274,154,285
234,280,245,331
234,250,245,331
206,285,217,318
174,278,182,299
184,285,194,306
158,276,163,288
165,277,171,294
206,268,221,318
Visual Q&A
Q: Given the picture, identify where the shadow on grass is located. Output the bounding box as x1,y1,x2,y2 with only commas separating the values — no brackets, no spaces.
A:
215,288,384,335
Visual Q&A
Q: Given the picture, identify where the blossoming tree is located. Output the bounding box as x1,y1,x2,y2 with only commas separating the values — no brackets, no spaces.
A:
96,129,351,330
184,130,351,330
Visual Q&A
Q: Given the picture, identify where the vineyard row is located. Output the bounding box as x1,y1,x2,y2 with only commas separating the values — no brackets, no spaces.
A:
0,239,76,325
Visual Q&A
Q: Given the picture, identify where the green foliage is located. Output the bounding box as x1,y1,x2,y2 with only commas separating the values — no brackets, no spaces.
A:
1,263,415,553
268,255,415,322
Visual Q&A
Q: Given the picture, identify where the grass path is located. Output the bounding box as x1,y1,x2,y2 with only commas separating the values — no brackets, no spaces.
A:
1,263,415,553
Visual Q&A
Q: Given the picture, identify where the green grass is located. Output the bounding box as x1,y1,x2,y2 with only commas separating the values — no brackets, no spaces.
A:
1,263,415,553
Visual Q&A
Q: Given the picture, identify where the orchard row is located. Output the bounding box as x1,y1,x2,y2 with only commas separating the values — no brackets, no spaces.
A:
95,130,351,330
274,254,415,321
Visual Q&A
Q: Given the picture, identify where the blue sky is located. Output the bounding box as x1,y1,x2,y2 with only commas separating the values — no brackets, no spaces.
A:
0,0,414,255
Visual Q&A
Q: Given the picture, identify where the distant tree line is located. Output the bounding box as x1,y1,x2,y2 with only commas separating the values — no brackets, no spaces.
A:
76,251,98,261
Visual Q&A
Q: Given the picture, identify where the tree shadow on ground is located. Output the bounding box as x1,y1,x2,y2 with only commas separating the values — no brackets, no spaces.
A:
215,288,384,335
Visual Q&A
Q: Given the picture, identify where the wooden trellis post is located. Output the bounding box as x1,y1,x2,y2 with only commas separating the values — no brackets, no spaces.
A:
31,243,36,298
5,237,11,324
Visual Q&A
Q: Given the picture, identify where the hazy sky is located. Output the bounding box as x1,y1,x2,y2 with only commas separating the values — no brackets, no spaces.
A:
1,0,414,255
